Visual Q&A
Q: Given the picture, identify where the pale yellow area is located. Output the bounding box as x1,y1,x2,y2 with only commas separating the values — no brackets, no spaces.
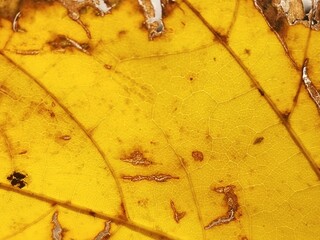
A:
0,0,320,240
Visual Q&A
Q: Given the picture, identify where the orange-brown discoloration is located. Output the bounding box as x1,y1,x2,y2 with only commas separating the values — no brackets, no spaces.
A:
120,150,153,166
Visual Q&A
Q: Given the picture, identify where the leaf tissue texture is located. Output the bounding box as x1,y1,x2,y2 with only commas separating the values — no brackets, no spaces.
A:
0,0,320,239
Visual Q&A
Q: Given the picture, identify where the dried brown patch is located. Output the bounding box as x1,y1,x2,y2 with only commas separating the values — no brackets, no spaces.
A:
93,221,111,240
122,174,179,182
170,200,186,223
204,185,239,229
52,211,64,240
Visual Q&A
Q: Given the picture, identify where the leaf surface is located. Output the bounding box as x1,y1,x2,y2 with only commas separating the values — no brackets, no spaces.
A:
0,0,320,239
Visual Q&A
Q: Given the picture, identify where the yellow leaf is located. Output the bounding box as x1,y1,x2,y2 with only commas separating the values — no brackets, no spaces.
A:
0,0,320,239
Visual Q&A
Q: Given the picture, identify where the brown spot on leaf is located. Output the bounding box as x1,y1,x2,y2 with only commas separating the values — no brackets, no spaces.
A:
192,150,204,161
204,185,239,230
104,64,112,70
18,150,28,155
120,150,152,166
60,135,71,141
244,49,251,55
122,174,179,182
48,35,90,54
253,136,264,144
170,200,186,223
118,30,127,38
7,171,27,188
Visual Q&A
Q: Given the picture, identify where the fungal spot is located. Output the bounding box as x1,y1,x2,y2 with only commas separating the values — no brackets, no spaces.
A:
122,174,179,182
48,35,90,54
244,49,251,55
204,185,239,230
253,136,264,144
52,211,63,240
120,150,153,166
258,88,265,96
192,150,204,161
7,171,27,189
94,221,111,240
170,200,186,223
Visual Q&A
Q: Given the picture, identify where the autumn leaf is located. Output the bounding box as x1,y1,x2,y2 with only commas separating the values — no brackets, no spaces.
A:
0,0,320,239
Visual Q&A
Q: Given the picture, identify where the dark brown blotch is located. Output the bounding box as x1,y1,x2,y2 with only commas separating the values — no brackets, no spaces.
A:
253,136,264,145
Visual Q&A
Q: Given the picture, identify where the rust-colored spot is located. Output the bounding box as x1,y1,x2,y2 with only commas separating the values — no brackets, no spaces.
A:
192,150,204,161
94,221,111,240
244,49,251,55
48,35,90,54
122,174,179,182
170,200,186,223
120,150,152,166
253,136,264,145
52,211,63,240
32,101,55,119
204,185,239,230
7,171,27,189
104,64,112,70
60,135,71,141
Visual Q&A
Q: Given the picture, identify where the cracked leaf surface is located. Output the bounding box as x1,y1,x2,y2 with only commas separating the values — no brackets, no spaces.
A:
0,0,320,239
